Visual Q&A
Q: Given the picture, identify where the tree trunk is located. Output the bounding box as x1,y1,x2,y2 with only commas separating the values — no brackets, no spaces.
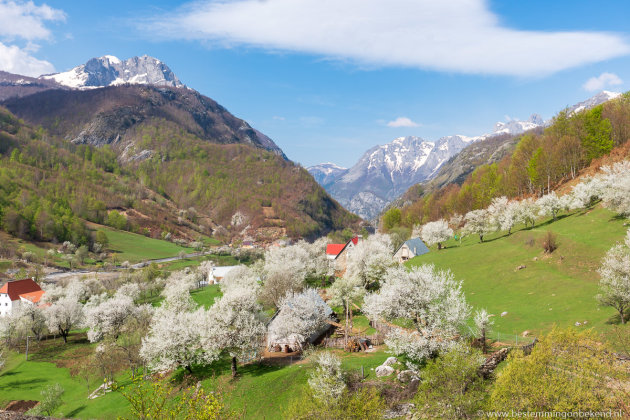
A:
186,364,193,374
481,327,486,354
621,308,626,324
231,356,238,378
438,242,442,250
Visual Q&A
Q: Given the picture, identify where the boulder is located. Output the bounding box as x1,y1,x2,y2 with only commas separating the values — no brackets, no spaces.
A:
382,356,398,367
397,370,419,383
375,365,395,377
408,378,420,393
501,311,508,317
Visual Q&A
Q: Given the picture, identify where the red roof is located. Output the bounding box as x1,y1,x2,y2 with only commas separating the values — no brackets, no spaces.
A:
19,290,45,304
0,278,42,301
326,236,360,257
326,244,345,255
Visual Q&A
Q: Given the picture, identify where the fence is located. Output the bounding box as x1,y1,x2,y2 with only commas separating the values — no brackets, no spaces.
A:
322,333,385,349
486,330,537,347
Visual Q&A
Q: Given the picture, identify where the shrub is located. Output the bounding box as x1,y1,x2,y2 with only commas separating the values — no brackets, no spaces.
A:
541,231,558,253
28,383,64,417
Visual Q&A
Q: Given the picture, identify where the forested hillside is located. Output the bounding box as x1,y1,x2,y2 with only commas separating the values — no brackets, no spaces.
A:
0,104,359,249
0,107,191,248
386,92,630,228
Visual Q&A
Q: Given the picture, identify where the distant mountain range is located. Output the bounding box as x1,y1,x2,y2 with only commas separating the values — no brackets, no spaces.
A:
307,163,348,188
309,91,621,221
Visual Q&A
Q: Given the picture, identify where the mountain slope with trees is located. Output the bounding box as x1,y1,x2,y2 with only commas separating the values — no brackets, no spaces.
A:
386,92,630,228
0,103,359,248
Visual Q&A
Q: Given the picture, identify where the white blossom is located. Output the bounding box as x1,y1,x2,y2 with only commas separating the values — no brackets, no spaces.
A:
258,245,310,307
140,306,217,373
161,271,198,312
220,265,260,297
568,176,604,210
463,209,492,242
449,214,464,230
115,283,142,301
363,265,470,363
536,191,563,221
15,304,47,341
421,220,453,249
84,293,141,343
299,237,333,279
487,196,508,230
597,229,630,324
473,308,494,337
202,288,266,371
600,161,630,216
515,198,538,228
328,274,365,310
267,289,332,349
307,352,346,401
44,296,84,343
344,233,394,289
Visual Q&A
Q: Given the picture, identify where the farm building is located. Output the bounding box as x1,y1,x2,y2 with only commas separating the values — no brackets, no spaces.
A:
209,265,239,283
326,236,361,274
267,292,334,352
393,237,430,263
0,278,44,317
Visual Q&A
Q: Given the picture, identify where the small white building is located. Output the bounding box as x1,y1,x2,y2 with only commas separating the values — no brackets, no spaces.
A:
0,278,44,317
209,266,239,284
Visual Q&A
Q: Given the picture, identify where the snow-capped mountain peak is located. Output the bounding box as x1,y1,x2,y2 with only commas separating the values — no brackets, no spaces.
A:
493,114,544,136
306,163,348,188
567,91,621,115
40,55,184,89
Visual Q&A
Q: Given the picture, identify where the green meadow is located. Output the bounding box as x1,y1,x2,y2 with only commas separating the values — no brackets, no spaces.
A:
408,205,628,339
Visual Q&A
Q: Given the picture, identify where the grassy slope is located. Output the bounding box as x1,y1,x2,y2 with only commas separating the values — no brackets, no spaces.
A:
191,284,223,309
96,226,194,263
0,336,131,419
408,205,628,338
202,349,390,419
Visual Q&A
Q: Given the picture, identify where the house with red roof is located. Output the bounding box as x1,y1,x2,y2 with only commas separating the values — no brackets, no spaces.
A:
0,278,44,317
326,236,362,275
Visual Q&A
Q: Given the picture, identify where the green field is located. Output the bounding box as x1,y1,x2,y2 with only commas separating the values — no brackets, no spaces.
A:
200,349,390,419
191,284,223,309
0,335,132,419
408,205,629,338
95,226,194,263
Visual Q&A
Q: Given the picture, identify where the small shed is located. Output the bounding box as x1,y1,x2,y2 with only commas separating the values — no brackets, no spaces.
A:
393,238,430,263
267,294,334,352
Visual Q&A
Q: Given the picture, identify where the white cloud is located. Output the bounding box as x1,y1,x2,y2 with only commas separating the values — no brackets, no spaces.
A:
0,1,65,76
0,0,65,41
582,72,623,92
387,117,420,128
272,115,286,121
0,41,54,76
142,0,630,77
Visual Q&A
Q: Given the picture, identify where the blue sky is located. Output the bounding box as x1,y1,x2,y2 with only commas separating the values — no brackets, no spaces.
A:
1,0,629,168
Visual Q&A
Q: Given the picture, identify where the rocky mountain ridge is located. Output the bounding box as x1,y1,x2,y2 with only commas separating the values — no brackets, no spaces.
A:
40,55,184,89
